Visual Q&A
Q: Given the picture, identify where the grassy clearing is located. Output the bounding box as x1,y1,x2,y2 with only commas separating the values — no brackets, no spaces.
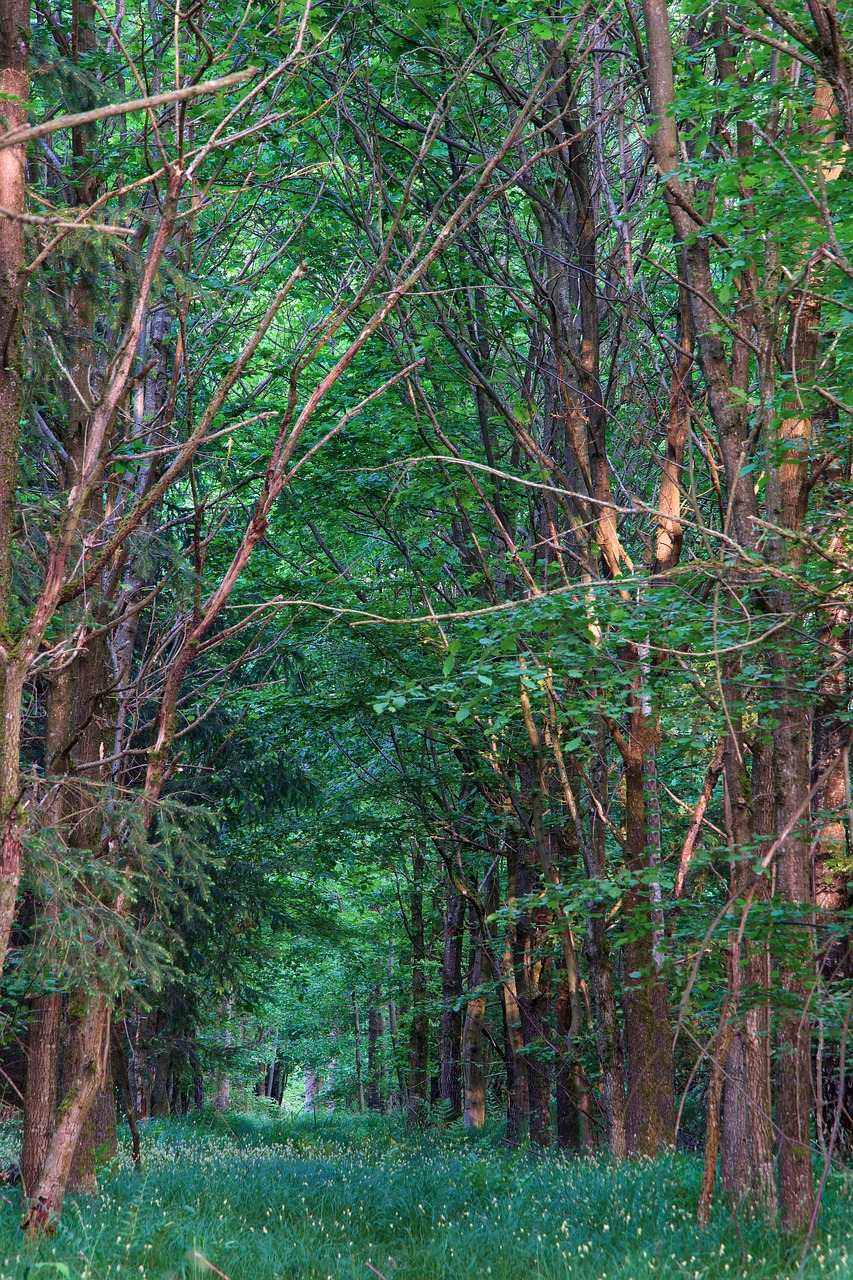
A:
0,1113,849,1280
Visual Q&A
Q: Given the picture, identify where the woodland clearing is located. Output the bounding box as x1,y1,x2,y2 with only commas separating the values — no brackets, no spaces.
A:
0,1114,850,1280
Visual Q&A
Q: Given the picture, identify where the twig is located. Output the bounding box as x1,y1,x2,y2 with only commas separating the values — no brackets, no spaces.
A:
366,1264,390,1280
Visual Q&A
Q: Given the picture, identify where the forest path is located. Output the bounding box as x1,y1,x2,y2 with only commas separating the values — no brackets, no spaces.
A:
0,1114,847,1280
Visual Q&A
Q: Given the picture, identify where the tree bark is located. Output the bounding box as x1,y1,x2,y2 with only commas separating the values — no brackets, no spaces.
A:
21,995,61,1198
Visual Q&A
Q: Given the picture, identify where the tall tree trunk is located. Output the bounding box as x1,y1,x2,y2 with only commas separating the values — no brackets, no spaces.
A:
91,1058,117,1162
812,594,851,938
112,1026,141,1170
367,987,385,1113
720,730,777,1216
772,679,816,1230
765,257,823,1237
620,707,675,1153
583,724,627,1157
189,1046,204,1112
352,991,366,1113
811,591,852,1152
214,1072,231,1112
508,840,534,1143
512,827,554,1149
501,843,529,1143
523,928,553,1149
64,995,98,1194
386,947,407,1111
407,841,428,1124
23,995,110,1233
555,971,579,1151
462,914,488,1130
21,995,61,1198
438,884,464,1118
21,661,75,1198
0,0,31,966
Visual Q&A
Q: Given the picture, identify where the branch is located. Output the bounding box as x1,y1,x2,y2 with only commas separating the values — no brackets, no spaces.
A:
674,737,725,897
0,68,258,151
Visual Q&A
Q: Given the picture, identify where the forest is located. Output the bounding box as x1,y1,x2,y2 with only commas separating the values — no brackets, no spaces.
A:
0,0,850,1275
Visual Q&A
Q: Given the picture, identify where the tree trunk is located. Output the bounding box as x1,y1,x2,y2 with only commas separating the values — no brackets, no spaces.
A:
0,0,30,967
523,924,554,1150
765,252,823,1236
91,1064,117,1164
189,1046,204,1111
367,987,385,1113
772,678,816,1230
462,912,488,1130
407,841,428,1124
501,843,529,1143
584,725,628,1157
22,663,74,1196
387,992,407,1111
151,1044,171,1118
21,995,61,1198
555,973,579,1151
621,736,675,1153
352,991,366,1113
438,885,464,1118
720,731,777,1217
112,1027,141,1170
23,994,110,1233
812,595,851,941
214,1072,231,1112
64,994,100,1194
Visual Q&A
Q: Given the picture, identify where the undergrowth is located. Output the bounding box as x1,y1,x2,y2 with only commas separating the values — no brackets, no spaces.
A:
0,1111,849,1280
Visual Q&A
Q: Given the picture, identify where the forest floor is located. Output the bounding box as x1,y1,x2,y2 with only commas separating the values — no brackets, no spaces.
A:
0,1112,849,1280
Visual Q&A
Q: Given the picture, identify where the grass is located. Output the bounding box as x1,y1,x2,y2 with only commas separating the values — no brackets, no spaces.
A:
0,1111,849,1279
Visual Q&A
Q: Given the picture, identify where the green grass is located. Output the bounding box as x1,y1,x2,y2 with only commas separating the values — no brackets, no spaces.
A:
0,1112,850,1280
